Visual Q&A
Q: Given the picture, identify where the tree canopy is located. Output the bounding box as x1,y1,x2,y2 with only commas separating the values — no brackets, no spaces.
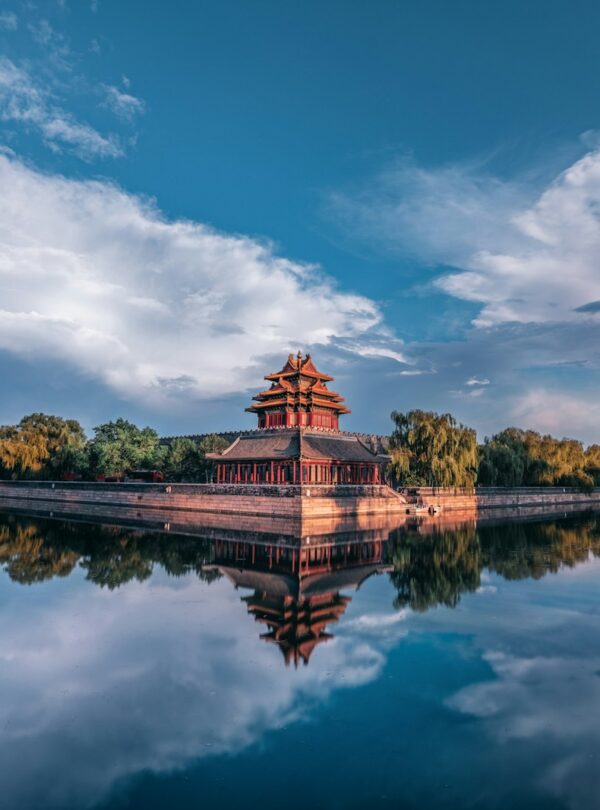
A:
0,412,233,482
162,434,229,482
87,418,164,477
389,410,478,488
478,428,597,490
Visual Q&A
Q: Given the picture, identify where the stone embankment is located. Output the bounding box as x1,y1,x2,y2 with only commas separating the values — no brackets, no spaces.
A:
0,482,598,521
0,480,408,519
406,486,600,513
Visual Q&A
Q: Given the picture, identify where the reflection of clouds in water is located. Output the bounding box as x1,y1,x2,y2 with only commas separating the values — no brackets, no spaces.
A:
0,573,384,810
475,585,497,594
444,621,600,808
1,546,599,809
343,608,409,635
448,650,600,736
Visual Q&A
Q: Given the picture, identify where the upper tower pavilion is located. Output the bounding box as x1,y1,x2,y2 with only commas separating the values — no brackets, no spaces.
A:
246,351,350,430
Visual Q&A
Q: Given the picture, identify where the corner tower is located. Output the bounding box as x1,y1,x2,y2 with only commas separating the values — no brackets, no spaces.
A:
246,351,350,430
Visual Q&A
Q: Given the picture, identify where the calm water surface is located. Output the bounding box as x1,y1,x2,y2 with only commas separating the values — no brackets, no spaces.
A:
0,509,599,810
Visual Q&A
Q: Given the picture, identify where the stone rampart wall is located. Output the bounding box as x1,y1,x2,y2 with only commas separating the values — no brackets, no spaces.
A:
1,481,598,520
408,486,600,512
0,481,405,518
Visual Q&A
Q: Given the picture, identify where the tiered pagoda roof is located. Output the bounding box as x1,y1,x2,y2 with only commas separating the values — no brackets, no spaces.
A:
207,351,386,484
246,351,350,429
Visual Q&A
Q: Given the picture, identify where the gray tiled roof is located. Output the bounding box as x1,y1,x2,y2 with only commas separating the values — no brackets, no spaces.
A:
219,431,299,460
161,429,390,456
213,428,380,463
301,432,380,462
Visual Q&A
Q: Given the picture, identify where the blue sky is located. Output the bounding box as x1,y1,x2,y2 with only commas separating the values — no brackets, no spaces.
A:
1,0,600,441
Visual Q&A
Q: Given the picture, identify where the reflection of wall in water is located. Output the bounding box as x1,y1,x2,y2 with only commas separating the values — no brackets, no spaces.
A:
1,511,600,655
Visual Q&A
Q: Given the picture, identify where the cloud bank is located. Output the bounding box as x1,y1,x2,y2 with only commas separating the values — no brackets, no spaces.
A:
0,154,388,405
328,146,600,440
331,148,600,328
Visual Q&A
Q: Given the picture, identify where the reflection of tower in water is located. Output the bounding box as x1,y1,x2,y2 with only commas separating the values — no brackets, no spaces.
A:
244,590,351,668
207,535,391,667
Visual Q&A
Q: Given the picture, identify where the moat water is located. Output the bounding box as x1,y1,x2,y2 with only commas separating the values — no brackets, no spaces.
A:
0,508,599,810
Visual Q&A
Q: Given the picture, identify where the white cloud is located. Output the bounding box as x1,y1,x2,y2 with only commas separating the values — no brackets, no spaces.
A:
509,389,600,438
328,158,529,267
27,19,72,72
0,11,18,30
0,57,122,158
466,377,490,386
330,149,600,327
102,84,145,121
0,154,387,405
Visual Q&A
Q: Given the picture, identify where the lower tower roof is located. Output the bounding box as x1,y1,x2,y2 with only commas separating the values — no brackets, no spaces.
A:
206,428,381,463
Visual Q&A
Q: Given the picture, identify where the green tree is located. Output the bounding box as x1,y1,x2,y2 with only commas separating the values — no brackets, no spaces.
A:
161,434,230,482
87,418,164,477
389,410,478,488
478,438,525,486
162,437,203,481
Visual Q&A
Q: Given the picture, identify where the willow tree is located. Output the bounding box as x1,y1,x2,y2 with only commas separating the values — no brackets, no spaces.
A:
389,410,478,488
585,444,600,485
0,414,86,479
